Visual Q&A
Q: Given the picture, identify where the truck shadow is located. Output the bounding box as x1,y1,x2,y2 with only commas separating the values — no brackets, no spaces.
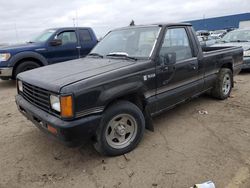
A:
0,80,16,89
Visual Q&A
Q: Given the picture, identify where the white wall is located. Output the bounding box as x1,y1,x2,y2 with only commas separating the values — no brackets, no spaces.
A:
239,20,250,29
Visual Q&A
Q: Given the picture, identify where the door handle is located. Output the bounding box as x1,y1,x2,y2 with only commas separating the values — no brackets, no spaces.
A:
163,66,169,70
76,46,81,49
160,65,168,71
160,65,175,71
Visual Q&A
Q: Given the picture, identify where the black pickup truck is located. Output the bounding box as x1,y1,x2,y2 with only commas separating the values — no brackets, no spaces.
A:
16,23,243,156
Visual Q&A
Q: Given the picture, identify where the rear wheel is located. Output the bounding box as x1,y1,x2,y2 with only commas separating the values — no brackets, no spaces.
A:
211,68,233,100
94,101,145,156
14,61,40,79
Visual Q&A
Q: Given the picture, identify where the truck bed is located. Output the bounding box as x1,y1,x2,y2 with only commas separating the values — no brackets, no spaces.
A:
202,46,239,53
201,46,243,76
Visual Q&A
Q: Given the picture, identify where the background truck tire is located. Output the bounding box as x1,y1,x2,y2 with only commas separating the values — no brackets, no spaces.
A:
211,68,233,100
14,61,40,79
94,101,145,156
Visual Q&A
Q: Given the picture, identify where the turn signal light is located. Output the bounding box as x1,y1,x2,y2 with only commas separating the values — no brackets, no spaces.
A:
60,95,73,118
47,125,57,135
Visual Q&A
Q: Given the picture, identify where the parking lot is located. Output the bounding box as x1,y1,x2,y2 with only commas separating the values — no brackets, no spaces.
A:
0,73,250,188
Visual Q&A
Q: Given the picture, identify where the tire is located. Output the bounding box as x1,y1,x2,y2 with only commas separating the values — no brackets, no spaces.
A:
94,101,145,156
14,61,40,79
211,68,233,100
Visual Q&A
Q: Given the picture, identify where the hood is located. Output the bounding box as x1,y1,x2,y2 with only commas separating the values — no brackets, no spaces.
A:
18,57,136,93
0,42,44,53
212,42,250,51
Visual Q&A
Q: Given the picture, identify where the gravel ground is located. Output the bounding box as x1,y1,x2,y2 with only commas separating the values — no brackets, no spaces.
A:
0,73,250,188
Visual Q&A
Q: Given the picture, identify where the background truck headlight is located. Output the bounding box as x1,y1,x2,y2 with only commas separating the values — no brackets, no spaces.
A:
18,80,23,92
50,95,61,112
0,53,11,61
243,50,250,57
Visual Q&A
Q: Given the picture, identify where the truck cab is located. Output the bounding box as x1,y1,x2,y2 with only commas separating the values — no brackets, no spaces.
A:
0,27,98,80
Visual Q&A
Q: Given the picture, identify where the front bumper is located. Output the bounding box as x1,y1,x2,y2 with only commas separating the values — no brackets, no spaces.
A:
0,67,13,79
242,57,250,69
15,95,102,146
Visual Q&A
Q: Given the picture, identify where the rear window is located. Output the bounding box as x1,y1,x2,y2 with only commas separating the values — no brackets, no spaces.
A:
79,29,92,41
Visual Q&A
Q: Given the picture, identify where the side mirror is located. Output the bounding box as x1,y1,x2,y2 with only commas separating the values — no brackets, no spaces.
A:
50,39,62,46
161,52,176,65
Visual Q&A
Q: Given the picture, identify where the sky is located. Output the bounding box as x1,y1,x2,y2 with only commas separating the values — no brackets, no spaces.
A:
0,0,249,44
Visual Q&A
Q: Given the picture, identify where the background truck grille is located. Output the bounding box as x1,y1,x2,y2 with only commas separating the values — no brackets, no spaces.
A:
21,82,51,113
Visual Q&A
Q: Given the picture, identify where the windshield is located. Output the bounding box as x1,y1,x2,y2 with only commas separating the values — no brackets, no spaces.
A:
91,26,161,58
222,29,250,42
31,29,56,43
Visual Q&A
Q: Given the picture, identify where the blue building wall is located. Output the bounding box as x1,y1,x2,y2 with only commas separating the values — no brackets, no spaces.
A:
186,13,250,31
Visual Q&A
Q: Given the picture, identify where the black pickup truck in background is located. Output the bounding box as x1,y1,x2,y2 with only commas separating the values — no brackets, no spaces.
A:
0,27,98,80
16,23,243,156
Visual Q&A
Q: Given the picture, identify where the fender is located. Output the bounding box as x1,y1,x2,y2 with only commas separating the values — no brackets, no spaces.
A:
9,51,48,67
99,81,145,103
99,81,154,131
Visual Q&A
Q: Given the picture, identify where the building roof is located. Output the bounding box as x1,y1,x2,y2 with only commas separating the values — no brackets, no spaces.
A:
186,12,250,31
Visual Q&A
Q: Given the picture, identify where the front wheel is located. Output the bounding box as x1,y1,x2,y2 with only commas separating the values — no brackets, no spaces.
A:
94,101,145,156
211,68,233,100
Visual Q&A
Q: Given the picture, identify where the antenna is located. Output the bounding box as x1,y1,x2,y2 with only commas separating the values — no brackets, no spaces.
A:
14,23,19,43
76,10,79,27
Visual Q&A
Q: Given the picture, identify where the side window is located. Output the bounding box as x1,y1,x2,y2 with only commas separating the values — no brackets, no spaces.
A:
57,31,77,45
79,29,92,42
160,28,193,62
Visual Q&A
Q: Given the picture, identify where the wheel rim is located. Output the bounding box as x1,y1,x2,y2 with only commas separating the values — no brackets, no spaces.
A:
105,114,138,149
222,73,231,95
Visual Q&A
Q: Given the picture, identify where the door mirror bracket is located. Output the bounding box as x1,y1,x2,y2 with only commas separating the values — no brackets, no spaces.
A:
159,52,176,66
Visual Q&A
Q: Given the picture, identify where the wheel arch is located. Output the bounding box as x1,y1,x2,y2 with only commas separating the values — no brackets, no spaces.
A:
10,51,48,78
104,92,146,111
221,62,233,73
102,91,154,131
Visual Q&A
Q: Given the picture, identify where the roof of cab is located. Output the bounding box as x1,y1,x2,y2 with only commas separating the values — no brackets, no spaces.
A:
112,23,192,31
49,27,93,31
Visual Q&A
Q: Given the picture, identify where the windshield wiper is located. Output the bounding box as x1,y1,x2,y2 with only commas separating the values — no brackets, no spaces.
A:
229,40,249,42
106,52,137,61
88,53,104,58
220,40,228,43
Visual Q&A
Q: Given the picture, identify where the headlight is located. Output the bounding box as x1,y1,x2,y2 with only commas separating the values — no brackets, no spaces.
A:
243,50,250,57
50,95,61,112
0,53,11,61
50,95,73,118
18,80,23,92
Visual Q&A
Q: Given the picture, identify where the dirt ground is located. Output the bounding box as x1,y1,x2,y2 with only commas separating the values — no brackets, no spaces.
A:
0,73,250,188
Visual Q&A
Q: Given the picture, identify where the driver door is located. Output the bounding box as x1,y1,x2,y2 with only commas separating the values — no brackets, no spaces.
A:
156,27,199,111
47,30,79,64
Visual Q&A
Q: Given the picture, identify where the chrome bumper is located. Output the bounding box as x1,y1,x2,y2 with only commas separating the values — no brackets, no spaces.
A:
0,67,13,77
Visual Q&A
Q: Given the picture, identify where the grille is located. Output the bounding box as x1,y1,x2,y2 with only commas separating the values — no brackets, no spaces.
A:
21,82,51,113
